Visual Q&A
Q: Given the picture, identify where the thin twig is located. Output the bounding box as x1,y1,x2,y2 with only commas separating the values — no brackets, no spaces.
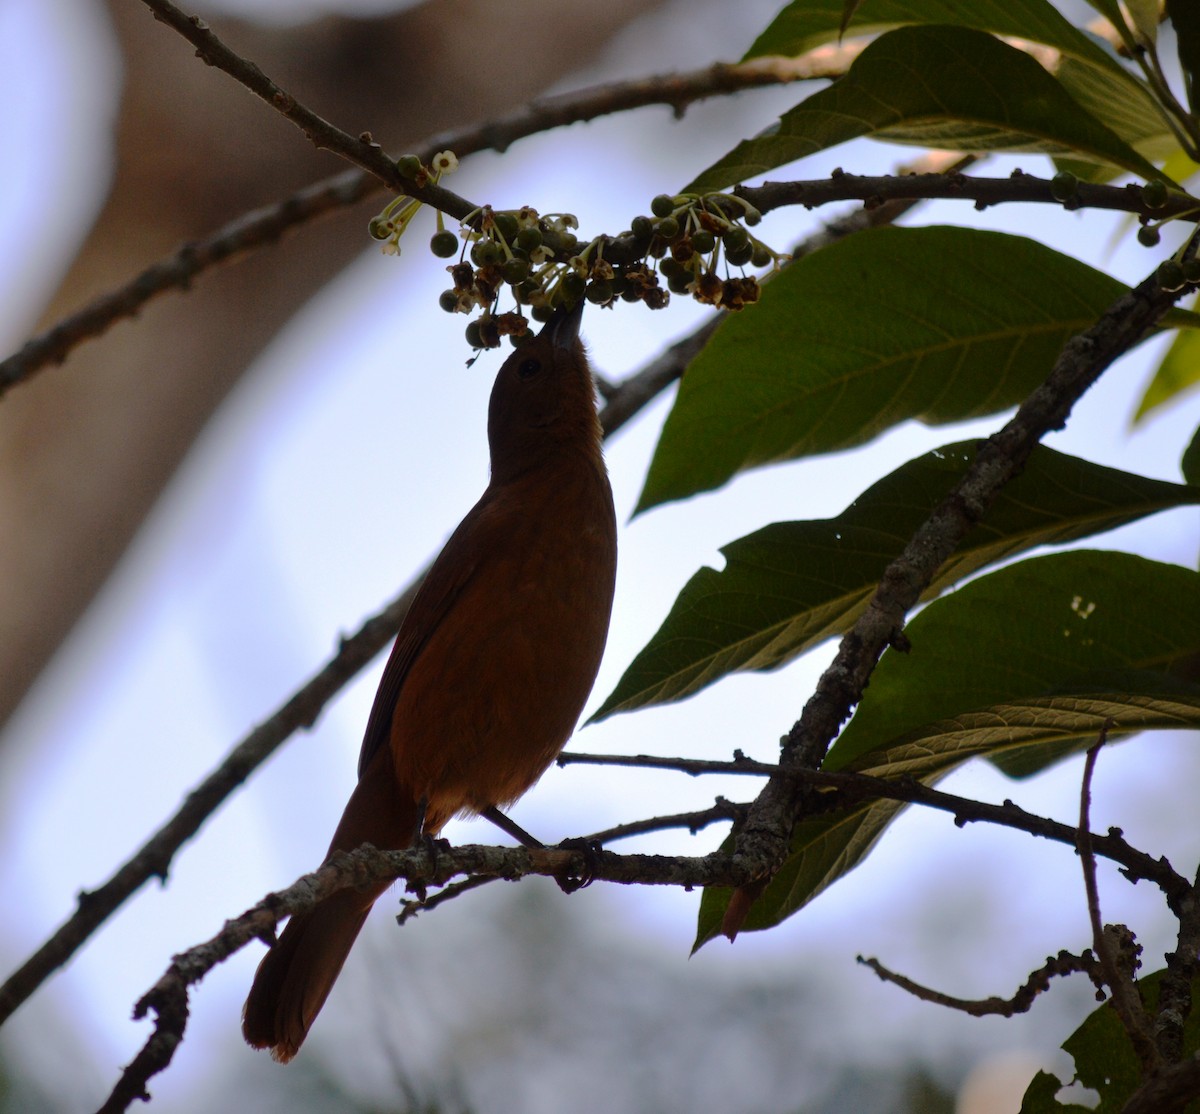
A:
559,751,1190,901
857,949,1103,1018
138,0,473,216
1078,727,1161,1071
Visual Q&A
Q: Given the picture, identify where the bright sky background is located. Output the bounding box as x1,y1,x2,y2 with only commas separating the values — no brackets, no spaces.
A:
1,1,1198,1112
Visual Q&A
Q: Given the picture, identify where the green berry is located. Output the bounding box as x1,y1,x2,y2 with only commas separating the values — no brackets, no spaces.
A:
561,271,587,301
751,244,773,268
439,290,460,313
651,194,676,218
494,212,520,239
656,216,680,241
630,215,654,241
515,226,543,253
585,280,613,304
465,320,484,348
503,258,531,284
470,239,504,267
722,226,750,252
396,154,423,179
1184,258,1200,283
1142,179,1169,210
531,305,554,323
1138,225,1162,247
690,230,716,254
726,241,754,267
1049,171,1078,203
430,230,459,258
742,207,762,226
666,271,692,295
510,329,535,348
1157,260,1186,291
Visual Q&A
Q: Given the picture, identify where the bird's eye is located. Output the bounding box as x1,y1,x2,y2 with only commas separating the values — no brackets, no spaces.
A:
517,357,541,380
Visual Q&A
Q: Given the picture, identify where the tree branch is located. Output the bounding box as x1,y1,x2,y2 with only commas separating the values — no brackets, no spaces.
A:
723,231,1200,934
96,841,747,1113
740,168,1199,224
857,949,1103,1018
559,751,1191,901
0,55,825,396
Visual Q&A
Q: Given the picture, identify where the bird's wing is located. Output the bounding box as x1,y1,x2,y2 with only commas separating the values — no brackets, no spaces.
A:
355,491,496,779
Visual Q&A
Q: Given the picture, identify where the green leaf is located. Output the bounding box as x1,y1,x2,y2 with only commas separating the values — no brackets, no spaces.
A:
1021,968,1200,1112
827,551,1200,771
596,444,1200,721
1185,424,1200,486
689,25,1162,193
744,0,1124,74
1126,0,1159,47
636,225,1180,513
1051,57,1175,183
1167,0,1200,108
1133,304,1200,422
696,552,1200,944
839,0,865,38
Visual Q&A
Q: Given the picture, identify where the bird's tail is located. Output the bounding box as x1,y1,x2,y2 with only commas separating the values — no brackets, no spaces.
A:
242,750,420,1062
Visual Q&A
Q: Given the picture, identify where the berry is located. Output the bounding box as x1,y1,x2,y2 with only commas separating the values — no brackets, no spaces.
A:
494,212,520,239
430,230,459,258
465,320,484,348
1049,171,1078,203
515,226,543,253
656,216,680,240
630,216,654,241
439,290,460,313
651,194,676,218
585,280,613,304
751,244,773,268
1157,260,1186,291
1138,225,1162,247
722,226,750,252
396,154,423,179
503,258,531,284
1142,179,1168,210
561,271,587,301
726,241,754,267
691,230,716,254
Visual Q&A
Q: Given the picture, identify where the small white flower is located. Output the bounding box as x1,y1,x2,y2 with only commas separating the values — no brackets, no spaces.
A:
432,150,459,174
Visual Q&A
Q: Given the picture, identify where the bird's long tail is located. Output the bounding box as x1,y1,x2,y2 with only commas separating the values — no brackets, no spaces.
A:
242,749,420,1062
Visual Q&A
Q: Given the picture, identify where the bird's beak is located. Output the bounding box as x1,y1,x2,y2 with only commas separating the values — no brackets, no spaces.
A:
539,298,585,352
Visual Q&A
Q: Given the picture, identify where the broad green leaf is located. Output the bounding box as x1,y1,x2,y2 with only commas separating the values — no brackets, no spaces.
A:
597,444,1200,720
688,25,1162,193
744,0,1123,74
1052,57,1175,183
1126,0,1159,47
1133,305,1200,422
1185,424,1200,486
636,225,1200,513
839,0,865,38
1167,0,1200,108
1021,969,1200,1112
697,552,1200,944
827,551,1200,770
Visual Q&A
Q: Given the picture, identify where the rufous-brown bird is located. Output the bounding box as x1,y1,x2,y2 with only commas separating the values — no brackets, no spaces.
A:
242,301,617,1062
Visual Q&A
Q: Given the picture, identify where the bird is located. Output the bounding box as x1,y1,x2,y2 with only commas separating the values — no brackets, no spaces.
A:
242,300,617,1062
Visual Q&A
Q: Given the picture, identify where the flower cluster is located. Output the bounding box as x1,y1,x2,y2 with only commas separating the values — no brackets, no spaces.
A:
369,156,786,349
367,150,459,255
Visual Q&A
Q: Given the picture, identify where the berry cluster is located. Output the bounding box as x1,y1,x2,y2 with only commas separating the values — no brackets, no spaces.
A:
368,152,786,350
